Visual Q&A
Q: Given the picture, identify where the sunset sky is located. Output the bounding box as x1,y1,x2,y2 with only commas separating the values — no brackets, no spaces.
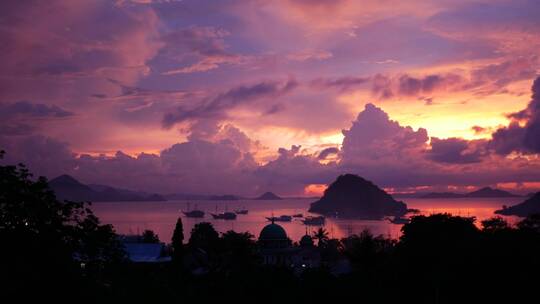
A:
1,0,539,196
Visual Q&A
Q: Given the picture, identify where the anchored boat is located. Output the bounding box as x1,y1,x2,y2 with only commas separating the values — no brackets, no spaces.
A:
211,212,237,220
266,215,292,222
302,216,325,226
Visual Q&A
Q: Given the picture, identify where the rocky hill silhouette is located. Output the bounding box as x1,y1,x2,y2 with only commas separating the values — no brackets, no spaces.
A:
309,174,407,219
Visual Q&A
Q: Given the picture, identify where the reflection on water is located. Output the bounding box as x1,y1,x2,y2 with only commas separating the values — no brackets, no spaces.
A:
90,197,525,243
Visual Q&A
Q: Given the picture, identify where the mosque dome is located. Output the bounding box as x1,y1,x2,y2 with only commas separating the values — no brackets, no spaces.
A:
259,223,288,241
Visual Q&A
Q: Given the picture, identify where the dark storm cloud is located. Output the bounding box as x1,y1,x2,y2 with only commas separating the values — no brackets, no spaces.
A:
427,137,485,164
369,73,464,100
0,101,74,136
316,57,537,101
317,147,339,160
0,101,75,136
162,78,299,128
398,74,463,96
0,101,74,119
0,135,76,177
0,123,36,136
490,76,540,154
0,101,73,136
310,76,370,92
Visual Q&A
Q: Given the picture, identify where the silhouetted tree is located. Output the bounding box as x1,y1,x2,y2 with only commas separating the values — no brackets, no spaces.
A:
141,229,160,243
312,227,329,246
76,213,125,265
171,217,184,262
400,213,479,250
517,213,540,233
189,222,219,251
397,214,482,303
0,152,125,300
320,238,341,263
220,230,259,271
341,229,395,271
481,216,511,233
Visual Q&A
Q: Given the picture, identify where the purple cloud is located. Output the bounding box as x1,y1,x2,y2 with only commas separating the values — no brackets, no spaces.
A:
398,74,463,96
0,101,73,119
0,135,75,178
427,137,486,164
160,26,246,75
341,103,429,164
0,101,74,137
162,78,299,128
310,76,370,92
2,101,540,196
490,76,540,154
318,147,339,160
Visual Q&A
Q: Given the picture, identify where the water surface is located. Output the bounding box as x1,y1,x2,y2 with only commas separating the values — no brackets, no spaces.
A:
90,197,524,243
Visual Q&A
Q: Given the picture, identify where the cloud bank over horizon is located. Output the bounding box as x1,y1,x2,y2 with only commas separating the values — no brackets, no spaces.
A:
2,77,540,196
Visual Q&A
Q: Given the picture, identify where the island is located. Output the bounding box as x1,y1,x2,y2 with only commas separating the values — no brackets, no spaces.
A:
254,192,282,200
309,174,407,219
466,187,520,198
50,174,166,202
495,192,540,217
420,187,520,199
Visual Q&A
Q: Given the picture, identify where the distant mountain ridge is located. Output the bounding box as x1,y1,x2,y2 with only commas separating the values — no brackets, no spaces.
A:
49,175,166,202
254,192,282,200
419,187,521,199
49,176,281,202
163,193,245,200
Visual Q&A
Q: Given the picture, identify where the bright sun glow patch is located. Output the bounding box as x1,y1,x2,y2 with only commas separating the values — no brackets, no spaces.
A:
304,184,327,197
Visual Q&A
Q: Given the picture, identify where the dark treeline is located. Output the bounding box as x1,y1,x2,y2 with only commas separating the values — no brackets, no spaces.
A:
2,152,540,303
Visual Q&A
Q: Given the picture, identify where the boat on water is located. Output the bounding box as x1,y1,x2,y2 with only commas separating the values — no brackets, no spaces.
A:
302,216,325,225
292,213,303,218
211,212,237,220
183,210,205,218
182,202,205,218
266,215,292,222
235,208,249,215
387,216,410,224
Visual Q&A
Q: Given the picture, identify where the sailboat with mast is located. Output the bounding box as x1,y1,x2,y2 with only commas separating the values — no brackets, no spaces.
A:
182,202,205,218
211,204,237,220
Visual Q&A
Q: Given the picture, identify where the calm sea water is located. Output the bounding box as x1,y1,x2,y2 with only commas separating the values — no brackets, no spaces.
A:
90,197,525,244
